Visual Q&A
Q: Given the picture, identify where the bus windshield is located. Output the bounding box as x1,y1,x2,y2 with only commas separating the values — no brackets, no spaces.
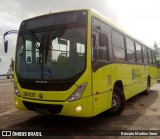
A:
16,26,86,81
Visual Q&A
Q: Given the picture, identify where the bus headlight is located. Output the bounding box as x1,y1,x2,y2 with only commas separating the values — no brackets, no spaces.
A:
67,83,87,102
14,83,21,97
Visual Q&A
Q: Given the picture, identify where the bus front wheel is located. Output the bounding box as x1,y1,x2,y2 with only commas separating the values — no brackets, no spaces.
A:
108,87,125,116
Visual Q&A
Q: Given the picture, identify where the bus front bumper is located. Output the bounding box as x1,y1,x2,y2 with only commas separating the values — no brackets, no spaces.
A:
14,95,93,117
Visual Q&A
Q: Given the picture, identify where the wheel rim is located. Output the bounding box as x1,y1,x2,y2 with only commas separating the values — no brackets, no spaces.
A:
110,93,121,111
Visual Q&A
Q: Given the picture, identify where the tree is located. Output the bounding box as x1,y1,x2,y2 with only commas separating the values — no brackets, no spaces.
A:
153,42,160,55
154,42,158,50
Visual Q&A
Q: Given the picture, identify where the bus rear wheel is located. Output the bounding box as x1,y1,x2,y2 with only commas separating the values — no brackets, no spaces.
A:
108,87,125,116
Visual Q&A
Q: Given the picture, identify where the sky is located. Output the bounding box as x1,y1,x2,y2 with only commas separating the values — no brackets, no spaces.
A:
1,0,160,74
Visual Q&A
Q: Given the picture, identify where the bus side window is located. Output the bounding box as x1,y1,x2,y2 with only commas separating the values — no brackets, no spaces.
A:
112,30,125,61
92,33,98,62
126,37,135,62
148,49,153,64
142,46,148,64
135,42,143,63
91,18,109,62
92,32,108,61
152,51,156,64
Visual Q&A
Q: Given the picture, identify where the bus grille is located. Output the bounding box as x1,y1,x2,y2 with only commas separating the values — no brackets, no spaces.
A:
23,101,63,114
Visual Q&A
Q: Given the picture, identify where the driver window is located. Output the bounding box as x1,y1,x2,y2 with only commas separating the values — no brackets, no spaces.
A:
92,17,109,62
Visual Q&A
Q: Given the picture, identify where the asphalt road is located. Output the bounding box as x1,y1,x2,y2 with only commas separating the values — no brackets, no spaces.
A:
0,79,160,138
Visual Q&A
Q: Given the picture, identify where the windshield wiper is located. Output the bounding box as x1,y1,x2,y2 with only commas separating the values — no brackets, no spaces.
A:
39,35,44,63
30,31,40,49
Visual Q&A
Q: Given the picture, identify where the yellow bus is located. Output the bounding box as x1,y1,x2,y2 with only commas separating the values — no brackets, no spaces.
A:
13,9,157,117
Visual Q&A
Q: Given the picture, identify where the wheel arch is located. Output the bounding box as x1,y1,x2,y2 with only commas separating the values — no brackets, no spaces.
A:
113,80,124,92
108,80,126,116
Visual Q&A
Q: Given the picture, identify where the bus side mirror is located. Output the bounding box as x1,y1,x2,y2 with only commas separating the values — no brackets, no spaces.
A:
4,40,8,53
3,30,18,53
92,34,96,48
99,33,108,47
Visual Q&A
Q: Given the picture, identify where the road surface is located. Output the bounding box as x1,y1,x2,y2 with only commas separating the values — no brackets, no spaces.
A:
0,79,160,138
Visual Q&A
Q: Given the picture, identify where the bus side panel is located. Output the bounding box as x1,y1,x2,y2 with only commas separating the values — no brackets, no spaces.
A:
111,64,149,100
150,65,158,86
124,64,149,99
111,63,136,100
133,64,148,95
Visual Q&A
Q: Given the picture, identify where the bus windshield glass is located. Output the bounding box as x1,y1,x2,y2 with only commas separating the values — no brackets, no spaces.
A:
16,11,87,81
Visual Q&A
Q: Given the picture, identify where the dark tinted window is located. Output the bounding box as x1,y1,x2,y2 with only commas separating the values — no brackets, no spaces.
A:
136,43,142,63
142,46,148,64
92,17,109,61
112,30,125,60
148,49,152,64
126,37,135,62
152,51,156,64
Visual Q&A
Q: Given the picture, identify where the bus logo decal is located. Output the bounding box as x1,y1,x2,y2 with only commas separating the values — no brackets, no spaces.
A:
39,93,43,99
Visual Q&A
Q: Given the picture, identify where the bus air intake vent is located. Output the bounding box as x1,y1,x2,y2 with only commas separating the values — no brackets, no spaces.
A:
23,101,63,114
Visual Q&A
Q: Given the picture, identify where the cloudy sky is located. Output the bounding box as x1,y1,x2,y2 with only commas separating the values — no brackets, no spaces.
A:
1,0,160,74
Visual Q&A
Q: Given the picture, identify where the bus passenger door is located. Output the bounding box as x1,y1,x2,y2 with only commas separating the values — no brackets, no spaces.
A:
91,17,112,116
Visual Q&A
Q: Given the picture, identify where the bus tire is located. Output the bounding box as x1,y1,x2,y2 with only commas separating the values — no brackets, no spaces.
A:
144,77,150,95
108,87,125,116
